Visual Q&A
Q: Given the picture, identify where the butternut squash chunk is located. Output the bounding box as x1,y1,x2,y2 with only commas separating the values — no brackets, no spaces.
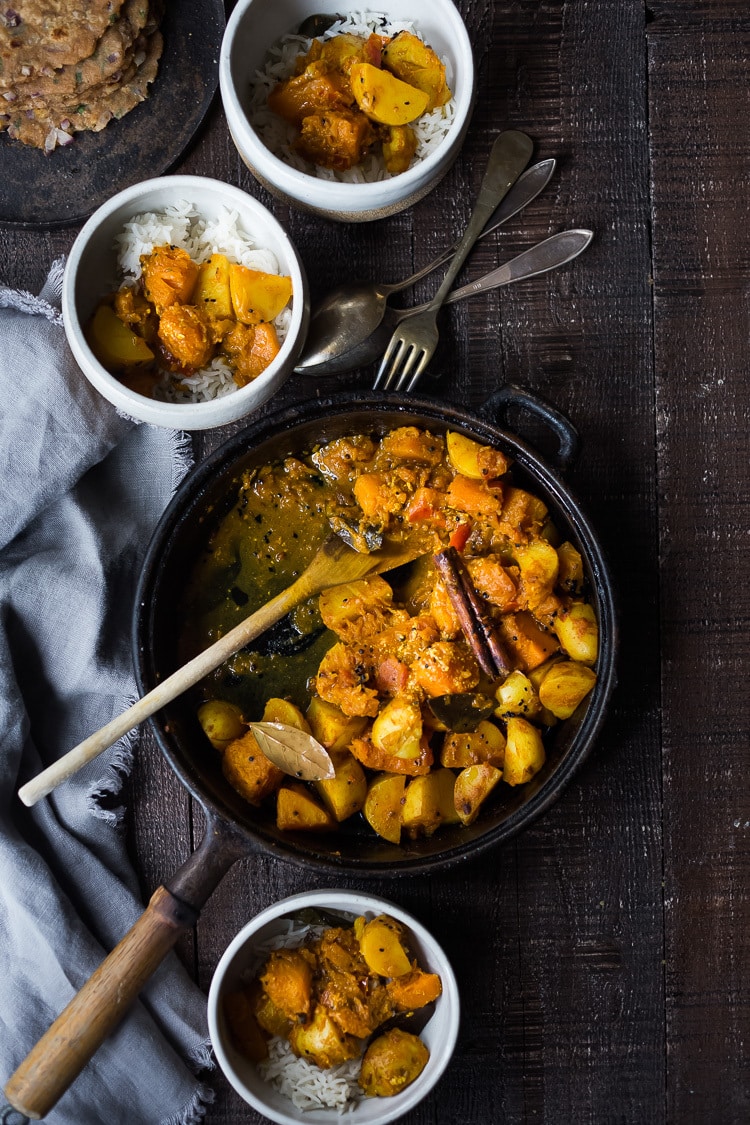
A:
276,782,337,831
314,753,367,821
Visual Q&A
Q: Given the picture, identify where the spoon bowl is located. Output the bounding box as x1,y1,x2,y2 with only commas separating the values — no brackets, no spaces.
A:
300,228,594,377
295,159,556,373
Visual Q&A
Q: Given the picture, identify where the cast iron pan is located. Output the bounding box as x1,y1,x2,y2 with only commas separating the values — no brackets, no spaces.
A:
0,0,225,229
3,386,617,1120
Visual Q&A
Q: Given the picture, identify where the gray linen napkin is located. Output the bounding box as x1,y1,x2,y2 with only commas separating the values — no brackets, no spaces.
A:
0,262,214,1124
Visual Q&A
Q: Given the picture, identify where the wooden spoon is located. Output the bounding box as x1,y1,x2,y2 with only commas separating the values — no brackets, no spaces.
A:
18,532,424,808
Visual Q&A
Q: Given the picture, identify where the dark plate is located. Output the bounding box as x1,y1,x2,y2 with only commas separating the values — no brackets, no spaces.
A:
0,0,225,230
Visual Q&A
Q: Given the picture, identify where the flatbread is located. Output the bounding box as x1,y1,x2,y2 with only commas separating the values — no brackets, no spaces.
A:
0,1,127,86
1,28,162,148
0,1,163,150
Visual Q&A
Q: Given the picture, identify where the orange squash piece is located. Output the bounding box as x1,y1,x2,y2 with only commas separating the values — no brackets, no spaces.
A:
496,611,560,672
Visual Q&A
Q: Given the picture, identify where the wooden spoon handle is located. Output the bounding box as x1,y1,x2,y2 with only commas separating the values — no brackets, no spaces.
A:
18,574,310,807
3,886,194,1121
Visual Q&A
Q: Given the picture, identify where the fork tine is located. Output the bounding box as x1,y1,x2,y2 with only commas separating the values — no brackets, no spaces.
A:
401,348,432,393
394,346,427,392
373,335,407,391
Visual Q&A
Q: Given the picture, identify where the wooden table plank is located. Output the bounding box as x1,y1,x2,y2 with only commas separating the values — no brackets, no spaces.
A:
648,2,750,1119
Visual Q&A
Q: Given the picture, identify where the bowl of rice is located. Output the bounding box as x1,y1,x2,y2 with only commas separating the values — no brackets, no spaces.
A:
62,175,309,430
207,889,460,1124
219,0,475,221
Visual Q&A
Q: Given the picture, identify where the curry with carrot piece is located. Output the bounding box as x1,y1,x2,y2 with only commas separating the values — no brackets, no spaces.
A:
223,913,440,1096
182,426,600,842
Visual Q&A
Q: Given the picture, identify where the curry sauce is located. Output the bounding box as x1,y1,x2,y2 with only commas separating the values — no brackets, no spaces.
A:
180,426,600,843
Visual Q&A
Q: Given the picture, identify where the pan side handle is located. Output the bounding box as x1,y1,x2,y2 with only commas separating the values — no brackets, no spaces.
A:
3,817,246,1122
483,384,581,472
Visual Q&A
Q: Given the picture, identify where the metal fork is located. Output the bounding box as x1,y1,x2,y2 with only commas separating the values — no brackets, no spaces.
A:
373,129,534,392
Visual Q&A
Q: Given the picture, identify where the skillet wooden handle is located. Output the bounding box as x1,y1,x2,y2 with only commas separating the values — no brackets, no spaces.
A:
3,886,195,1121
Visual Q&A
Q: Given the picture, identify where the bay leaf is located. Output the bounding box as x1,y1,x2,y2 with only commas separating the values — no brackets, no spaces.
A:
427,693,496,732
249,721,335,781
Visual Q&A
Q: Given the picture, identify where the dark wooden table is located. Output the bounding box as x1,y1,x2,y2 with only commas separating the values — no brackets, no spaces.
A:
2,1,748,1121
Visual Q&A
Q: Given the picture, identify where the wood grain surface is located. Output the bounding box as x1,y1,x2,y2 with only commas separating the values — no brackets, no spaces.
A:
1,1,747,1122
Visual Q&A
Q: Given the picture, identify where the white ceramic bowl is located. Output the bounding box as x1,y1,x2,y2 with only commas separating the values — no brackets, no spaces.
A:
219,0,475,222
207,890,460,1125
62,175,309,430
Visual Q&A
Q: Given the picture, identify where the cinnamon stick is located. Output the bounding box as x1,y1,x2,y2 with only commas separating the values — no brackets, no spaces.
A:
434,547,512,679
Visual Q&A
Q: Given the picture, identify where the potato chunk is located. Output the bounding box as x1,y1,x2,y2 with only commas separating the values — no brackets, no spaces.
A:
371,695,423,761
382,123,418,174
514,539,560,610
382,29,451,109
261,696,311,732
289,1004,360,1069
537,660,597,719
359,1028,430,1097
358,915,411,977
503,716,546,785
446,431,510,480
86,304,155,371
197,699,247,751
440,720,506,769
363,772,406,843
453,763,503,825
228,264,292,325
402,768,460,836
494,671,542,721
350,61,430,124
306,696,368,752
553,602,599,664
192,253,233,320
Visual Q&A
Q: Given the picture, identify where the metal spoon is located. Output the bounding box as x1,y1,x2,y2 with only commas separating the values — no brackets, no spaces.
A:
299,228,593,377
294,157,556,375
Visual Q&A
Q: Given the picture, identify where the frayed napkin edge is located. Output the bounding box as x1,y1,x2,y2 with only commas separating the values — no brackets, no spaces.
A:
0,257,65,324
163,1078,216,1125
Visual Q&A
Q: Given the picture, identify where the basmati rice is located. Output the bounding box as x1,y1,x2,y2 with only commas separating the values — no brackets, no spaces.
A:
113,201,292,403
248,11,456,183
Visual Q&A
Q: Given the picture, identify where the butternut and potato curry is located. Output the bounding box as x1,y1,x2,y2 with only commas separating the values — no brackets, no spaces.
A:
224,913,439,1095
183,426,599,843
267,29,451,173
86,243,292,397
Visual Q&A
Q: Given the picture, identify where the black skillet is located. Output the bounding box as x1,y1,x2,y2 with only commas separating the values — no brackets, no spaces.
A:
3,385,617,1120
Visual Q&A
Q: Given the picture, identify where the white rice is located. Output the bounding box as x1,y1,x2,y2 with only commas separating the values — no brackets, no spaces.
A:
248,11,456,183
246,915,365,1113
113,200,292,402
